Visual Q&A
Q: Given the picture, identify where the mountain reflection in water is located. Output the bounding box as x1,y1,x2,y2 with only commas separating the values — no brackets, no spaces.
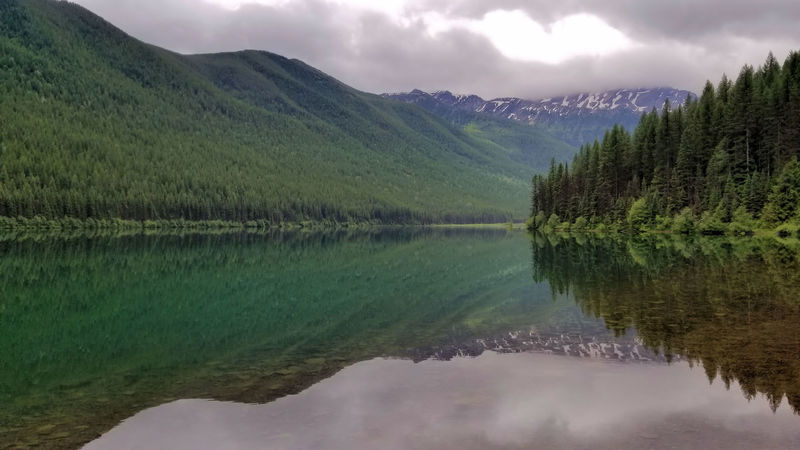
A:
2,229,799,448
86,352,800,450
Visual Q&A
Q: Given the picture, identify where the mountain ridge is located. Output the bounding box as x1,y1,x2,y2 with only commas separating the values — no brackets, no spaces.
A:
0,0,572,224
384,87,695,146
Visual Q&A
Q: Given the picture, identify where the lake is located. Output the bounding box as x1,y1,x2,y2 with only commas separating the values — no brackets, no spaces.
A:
1,228,799,449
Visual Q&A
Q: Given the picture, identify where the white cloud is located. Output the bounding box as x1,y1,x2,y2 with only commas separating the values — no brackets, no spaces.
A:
205,2,635,64
463,10,635,64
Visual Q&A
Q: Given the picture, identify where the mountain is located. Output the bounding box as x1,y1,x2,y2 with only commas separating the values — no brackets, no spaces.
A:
0,0,553,225
383,87,695,146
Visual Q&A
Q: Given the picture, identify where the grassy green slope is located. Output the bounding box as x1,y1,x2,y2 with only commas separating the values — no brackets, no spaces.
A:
462,116,576,170
0,0,536,224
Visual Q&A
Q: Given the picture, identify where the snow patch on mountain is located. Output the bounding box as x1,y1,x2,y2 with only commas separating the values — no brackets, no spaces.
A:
384,87,694,126
382,87,696,146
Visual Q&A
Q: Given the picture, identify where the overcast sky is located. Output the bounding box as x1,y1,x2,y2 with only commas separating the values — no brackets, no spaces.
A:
72,0,800,99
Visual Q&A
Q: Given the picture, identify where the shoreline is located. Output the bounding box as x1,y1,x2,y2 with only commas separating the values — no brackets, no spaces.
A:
0,216,529,234
528,222,800,239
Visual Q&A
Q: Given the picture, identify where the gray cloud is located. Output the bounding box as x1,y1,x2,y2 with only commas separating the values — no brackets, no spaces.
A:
72,0,800,99
419,0,800,42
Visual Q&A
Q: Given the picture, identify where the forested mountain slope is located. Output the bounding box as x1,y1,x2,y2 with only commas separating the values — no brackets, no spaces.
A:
530,51,800,234
0,0,541,224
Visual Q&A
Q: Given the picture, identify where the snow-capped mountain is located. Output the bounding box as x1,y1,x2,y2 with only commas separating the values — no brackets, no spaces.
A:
383,87,694,146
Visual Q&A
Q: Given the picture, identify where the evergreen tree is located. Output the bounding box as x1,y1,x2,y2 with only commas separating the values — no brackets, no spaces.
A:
530,50,800,232
762,158,800,223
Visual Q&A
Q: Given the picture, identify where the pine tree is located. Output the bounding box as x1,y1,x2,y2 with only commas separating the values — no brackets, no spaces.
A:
762,158,800,223
529,50,800,232
728,65,757,183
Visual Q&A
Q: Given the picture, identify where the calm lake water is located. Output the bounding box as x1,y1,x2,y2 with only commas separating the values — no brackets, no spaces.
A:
1,228,799,449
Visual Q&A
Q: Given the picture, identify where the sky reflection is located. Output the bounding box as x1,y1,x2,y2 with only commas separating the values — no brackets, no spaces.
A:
86,352,800,450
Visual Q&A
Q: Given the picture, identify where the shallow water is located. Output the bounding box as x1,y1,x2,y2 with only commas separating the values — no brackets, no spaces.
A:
1,229,798,448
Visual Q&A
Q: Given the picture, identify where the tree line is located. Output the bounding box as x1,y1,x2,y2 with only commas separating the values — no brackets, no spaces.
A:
530,51,800,234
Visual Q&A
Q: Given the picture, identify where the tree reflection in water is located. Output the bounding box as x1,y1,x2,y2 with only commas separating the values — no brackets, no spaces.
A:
531,233,800,413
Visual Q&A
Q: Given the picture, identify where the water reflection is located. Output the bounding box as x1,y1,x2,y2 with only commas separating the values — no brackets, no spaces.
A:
531,233,800,414
0,229,560,448
86,353,800,450
3,229,800,448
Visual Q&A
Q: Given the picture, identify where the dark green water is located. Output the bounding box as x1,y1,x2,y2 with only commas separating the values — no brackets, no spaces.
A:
1,229,799,449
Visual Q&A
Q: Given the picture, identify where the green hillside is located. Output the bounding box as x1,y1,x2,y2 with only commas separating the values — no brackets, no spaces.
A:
462,116,576,171
0,0,541,225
